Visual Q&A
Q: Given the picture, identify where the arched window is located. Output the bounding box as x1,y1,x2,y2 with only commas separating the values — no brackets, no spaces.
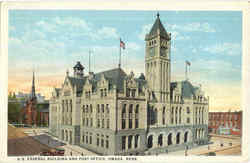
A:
162,107,166,125
168,133,172,145
86,105,88,113
106,104,109,114
122,104,126,129
129,104,133,129
179,107,182,124
176,132,180,144
135,135,140,148
135,105,139,128
147,135,153,148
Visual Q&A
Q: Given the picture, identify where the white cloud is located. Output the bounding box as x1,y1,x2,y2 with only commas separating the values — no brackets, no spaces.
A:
96,27,119,39
138,24,152,40
36,17,119,41
166,22,216,33
126,42,141,51
203,43,241,56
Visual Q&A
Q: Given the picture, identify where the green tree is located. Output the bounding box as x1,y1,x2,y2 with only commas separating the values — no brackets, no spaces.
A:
8,102,21,123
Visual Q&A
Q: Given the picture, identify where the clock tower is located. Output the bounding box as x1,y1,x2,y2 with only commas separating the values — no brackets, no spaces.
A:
145,13,171,102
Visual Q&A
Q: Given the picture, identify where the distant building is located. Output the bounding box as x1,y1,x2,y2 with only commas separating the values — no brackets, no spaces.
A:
49,13,209,155
19,72,49,126
208,111,242,136
16,92,46,103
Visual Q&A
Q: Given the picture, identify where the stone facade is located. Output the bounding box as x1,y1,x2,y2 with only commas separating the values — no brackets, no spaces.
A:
49,14,209,155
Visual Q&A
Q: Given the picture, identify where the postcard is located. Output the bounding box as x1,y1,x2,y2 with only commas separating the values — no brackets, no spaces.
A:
0,1,249,163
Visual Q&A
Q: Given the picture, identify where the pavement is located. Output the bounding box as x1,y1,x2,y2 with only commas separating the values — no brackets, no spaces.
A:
22,128,241,156
22,128,97,156
160,134,241,156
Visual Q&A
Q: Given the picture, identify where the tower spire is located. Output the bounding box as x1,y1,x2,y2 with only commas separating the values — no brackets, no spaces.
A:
31,70,36,101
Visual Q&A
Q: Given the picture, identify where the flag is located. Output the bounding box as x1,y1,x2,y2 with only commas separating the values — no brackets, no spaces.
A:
120,39,125,50
186,60,191,66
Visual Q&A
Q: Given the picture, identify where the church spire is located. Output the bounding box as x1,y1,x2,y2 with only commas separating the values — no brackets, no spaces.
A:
31,71,36,101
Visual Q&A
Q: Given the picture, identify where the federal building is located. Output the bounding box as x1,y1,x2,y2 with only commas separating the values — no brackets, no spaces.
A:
49,14,209,155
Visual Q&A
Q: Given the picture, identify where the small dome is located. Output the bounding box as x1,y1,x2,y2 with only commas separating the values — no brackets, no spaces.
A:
139,73,145,80
73,61,84,70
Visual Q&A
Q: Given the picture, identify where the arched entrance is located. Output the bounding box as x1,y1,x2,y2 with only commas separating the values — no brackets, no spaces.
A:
147,135,153,148
167,133,172,145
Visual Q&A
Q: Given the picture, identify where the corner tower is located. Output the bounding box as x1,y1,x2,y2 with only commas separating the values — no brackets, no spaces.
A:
145,13,171,102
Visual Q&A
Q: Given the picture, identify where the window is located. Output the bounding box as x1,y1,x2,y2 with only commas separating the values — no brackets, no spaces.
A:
122,119,126,129
90,135,92,144
107,119,110,129
97,138,99,146
102,104,105,113
97,119,100,128
187,117,190,123
129,105,133,129
132,89,136,97
135,119,138,129
90,118,93,127
104,88,107,96
82,133,85,143
86,118,89,126
106,140,109,149
90,104,93,113
86,105,88,113
122,136,126,150
101,139,104,147
187,107,190,114
128,135,132,149
86,135,88,144
135,135,139,148
162,107,166,125
101,89,103,97
106,104,110,114
122,104,126,129
97,104,100,113
126,88,130,97
102,119,105,128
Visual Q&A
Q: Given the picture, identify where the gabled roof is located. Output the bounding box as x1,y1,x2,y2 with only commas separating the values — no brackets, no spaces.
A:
148,14,170,39
67,76,87,91
171,80,200,99
91,68,127,92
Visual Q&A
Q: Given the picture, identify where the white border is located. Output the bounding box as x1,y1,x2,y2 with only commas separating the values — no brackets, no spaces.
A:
0,1,249,163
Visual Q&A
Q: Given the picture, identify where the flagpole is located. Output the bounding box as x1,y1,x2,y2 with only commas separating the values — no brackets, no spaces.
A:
185,62,187,80
119,38,121,68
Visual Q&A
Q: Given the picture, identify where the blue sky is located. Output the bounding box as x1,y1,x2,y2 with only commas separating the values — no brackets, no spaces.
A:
8,10,242,111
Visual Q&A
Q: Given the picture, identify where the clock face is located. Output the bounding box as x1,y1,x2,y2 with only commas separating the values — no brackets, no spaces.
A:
160,48,167,57
149,47,155,56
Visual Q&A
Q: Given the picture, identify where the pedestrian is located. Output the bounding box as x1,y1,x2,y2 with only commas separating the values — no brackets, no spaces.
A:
81,152,84,156
208,145,210,150
70,151,72,156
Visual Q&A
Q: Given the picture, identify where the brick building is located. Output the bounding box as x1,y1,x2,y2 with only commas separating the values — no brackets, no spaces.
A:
208,111,242,136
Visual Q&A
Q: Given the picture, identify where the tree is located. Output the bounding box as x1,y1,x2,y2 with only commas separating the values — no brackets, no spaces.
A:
8,102,21,123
